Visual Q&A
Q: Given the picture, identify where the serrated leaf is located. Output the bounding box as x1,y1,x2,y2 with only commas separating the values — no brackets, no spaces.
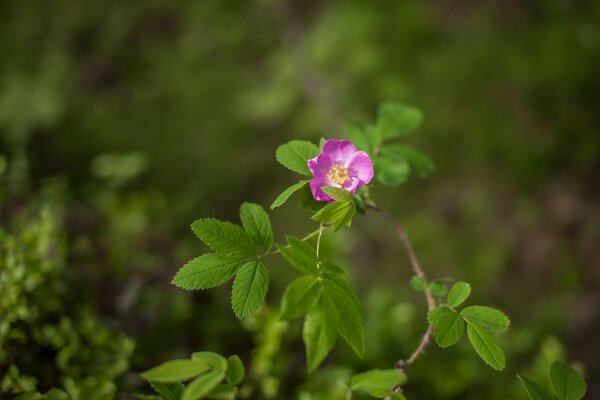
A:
149,382,185,400
276,140,319,176
323,276,365,358
350,369,407,398
280,275,322,320
428,280,448,297
377,103,423,140
409,275,427,292
461,306,510,332
303,294,340,372
311,200,355,231
141,359,209,383
172,254,239,290
550,361,587,400
374,156,410,187
191,352,227,372
466,323,506,370
380,144,434,177
427,306,446,325
447,282,471,308
432,308,465,348
182,370,225,400
191,218,256,258
277,236,319,275
240,203,273,252
225,355,245,385
231,260,268,319
321,186,353,202
271,180,309,209
518,376,554,400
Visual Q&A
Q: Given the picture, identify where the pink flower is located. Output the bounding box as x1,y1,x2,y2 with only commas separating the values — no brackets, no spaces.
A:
307,139,374,202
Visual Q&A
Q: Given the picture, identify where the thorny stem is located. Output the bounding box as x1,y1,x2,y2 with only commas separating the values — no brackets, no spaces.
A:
365,201,436,380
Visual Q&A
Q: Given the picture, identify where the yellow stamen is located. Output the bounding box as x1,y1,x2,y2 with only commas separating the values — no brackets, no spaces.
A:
327,164,349,186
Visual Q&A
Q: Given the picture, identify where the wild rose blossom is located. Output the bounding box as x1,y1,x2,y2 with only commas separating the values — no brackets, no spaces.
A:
307,139,374,202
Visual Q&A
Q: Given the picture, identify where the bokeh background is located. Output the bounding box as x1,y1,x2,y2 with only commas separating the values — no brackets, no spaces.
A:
1,0,599,399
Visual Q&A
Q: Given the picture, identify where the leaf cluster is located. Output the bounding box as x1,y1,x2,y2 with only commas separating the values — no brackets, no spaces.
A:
518,361,587,400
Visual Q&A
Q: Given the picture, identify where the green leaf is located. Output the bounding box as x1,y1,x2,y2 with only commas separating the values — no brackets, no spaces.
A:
374,157,410,187
207,384,237,399
380,144,434,177
466,323,506,370
271,180,309,209
240,203,273,252
172,254,240,290
517,376,554,400
303,294,340,372
350,369,407,398
447,282,471,308
323,276,365,358
377,103,423,140
321,186,354,202
390,393,407,400
343,122,371,152
276,140,319,176
182,370,225,400
141,359,209,383
225,355,245,385
319,260,346,279
431,307,465,348
427,306,447,325
550,361,587,400
149,382,185,400
231,260,268,319
461,306,510,332
299,182,328,211
280,275,322,320
311,199,356,231
409,275,427,292
191,218,256,258
277,236,319,275
427,280,448,297
191,352,228,372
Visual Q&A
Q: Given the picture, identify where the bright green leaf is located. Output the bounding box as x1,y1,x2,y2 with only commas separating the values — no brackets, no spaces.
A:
181,370,225,400
172,254,239,290
276,140,319,176
380,144,434,177
428,280,448,297
320,260,346,279
207,384,237,398
374,157,410,187
271,180,309,209
321,186,354,202
141,359,209,383
447,282,471,308
409,275,427,292
432,308,465,348
225,355,245,385
191,352,227,372
550,361,587,400
311,200,355,231
350,369,407,398
461,306,510,332
303,294,340,372
240,203,273,252
377,103,423,140
277,236,319,275
280,275,322,320
466,323,506,370
427,306,446,325
517,376,554,400
390,393,407,400
231,260,268,319
149,382,185,400
191,218,256,258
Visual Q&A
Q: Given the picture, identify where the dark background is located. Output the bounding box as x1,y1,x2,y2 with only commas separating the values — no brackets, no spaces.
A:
1,0,598,398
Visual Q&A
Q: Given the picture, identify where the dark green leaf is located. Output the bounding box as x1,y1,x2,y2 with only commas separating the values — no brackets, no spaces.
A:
299,182,328,211
172,254,239,290
431,307,465,348
319,260,346,279
428,280,448,297
231,260,268,319
517,376,554,400
303,294,340,372
311,200,355,231
277,236,319,275
461,306,510,331
350,369,407,398
191,218,256,258
380,144,434,177
271,180,309,209
225,355,245,385
377,103,423,140
321,186,353,202
141,359,209,383
447,282,471,308
550,361,587,400
181,371,225,400
276,140,319,176
466,323,506,370
409,275,427,292
374,156,410,187
240,203,273,252
280,275,322,320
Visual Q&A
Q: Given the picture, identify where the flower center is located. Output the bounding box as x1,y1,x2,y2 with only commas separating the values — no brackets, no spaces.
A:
327,164,350,186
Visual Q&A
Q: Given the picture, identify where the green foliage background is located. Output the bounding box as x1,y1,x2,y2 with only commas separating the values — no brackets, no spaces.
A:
0,0,598,398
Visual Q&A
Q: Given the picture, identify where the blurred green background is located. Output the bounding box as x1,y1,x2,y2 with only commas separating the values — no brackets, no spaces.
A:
1,0,598,399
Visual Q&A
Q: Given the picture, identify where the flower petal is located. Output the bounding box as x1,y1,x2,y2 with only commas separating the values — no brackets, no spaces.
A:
322,139,357,165
307,154,334,179
342,177,360,194
346,151,374,184
309,179,335,202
